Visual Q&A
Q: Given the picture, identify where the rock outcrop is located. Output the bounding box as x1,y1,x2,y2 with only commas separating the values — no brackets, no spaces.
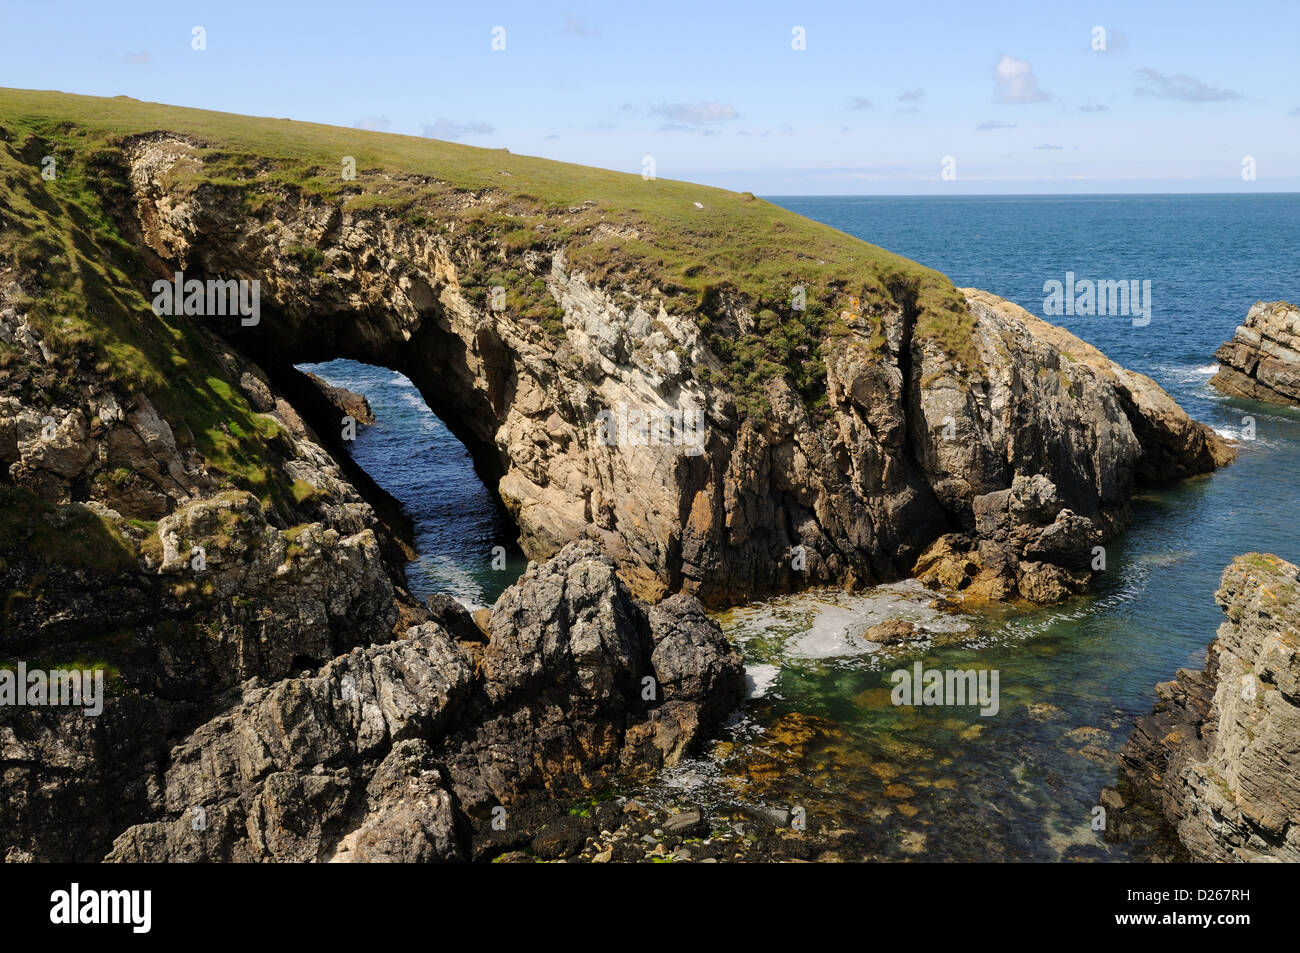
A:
103,542,742,862
1211,302,1300,406
0,101,1239,864
1104,554,1300,862
117,138,1232,608
894,290,1232,603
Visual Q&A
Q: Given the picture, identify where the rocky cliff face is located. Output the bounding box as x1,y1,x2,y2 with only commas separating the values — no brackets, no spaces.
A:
119,137,1232,609
1211,301,1300,406
103,542,741,863
1104,554,1300,862
0,113,1237,863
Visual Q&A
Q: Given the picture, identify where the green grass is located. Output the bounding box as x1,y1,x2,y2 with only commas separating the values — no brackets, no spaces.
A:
0,87,978,426
0,486,137,573
0,100,293,504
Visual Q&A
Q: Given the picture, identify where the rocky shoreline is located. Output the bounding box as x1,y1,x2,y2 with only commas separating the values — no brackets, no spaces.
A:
118,136,1233,609
0,100,1256,864
1103,554,1300,862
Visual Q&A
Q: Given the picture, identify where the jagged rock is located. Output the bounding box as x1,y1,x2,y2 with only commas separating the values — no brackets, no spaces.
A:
305,371,376,425
1108,554,1300,861
648,593,744,724
332,740,465,863
150,489,400,685
438,543,744,808
425,593,488,644
118,138,1232,607
1211,301,1300,406
100,543,743,861
914,474,1098,604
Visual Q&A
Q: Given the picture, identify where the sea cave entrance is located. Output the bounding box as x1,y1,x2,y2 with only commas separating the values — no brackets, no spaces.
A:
296,358,527,609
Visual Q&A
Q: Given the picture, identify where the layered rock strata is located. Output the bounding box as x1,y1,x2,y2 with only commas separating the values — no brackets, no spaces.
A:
1104,554,1300,862
1211,302,1300,406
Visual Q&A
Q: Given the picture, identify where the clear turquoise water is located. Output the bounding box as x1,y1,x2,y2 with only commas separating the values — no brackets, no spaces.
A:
307,194,1300,859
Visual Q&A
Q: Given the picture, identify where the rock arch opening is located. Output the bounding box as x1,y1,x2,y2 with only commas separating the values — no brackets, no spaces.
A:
293,358,527,609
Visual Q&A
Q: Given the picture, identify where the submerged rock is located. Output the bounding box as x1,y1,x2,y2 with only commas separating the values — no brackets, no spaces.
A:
863,619,919,645
1106,554,1300,861
1211,301,1300,406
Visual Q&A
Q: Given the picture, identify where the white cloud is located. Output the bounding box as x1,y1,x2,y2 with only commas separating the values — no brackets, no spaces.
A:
421,119,494,140
848,97,873,110
562,14,600,37
353,116,391,131
649,102,739,124
1134,68,1241,102
993,55,1050,103
976,120,1017,130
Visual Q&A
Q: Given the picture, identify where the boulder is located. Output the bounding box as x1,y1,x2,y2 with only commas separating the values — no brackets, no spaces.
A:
1211,301,1300,406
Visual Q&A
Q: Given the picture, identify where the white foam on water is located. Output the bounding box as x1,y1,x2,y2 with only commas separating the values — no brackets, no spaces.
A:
414,553,489,610
654,756,722,794
744,663,780,699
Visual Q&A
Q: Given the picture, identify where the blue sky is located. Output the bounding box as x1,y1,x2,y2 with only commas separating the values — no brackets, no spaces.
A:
5,0,1297,193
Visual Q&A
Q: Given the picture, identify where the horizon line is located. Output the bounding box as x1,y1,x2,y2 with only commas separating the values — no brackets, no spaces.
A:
759,190,1300,198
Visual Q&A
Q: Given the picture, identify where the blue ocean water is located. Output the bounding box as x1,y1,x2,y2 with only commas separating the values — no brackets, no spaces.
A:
670,193,1300,859
768,193,1300,644
297,361,527,609
306,194,1300,859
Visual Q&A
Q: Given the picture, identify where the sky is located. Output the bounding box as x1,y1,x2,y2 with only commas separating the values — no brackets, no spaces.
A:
4,0,1298,194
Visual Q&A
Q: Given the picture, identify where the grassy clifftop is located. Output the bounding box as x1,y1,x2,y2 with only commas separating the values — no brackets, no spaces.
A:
0,87,975,425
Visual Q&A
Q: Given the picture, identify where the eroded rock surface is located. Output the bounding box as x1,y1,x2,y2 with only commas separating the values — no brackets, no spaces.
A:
1105,554,1300,862
0,125,1238,865
1211,302,1300,406
118,139,1232,608
103,543,743,862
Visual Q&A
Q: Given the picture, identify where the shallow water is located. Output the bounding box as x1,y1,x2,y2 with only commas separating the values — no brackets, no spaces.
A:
305,194,1300,860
